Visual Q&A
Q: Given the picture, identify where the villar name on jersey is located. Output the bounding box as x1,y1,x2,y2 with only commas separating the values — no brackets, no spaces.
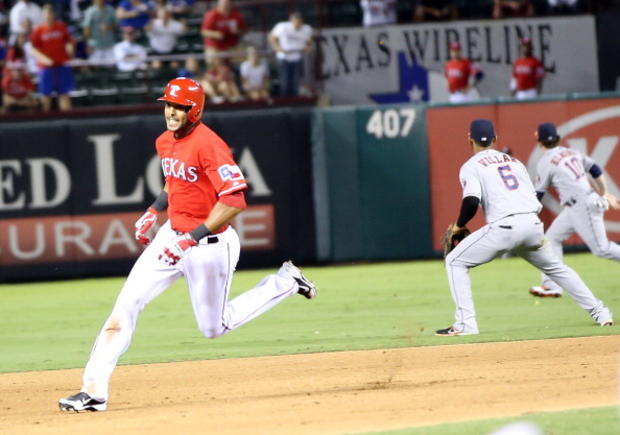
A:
476,153,516,167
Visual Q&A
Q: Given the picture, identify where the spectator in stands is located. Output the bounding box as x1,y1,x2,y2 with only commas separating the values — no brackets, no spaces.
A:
166,0,195,18
9,0,42,42
5,32,25,63
113,25,147,71
177,55,200,79
201,0,246,64
200,55,241,103
444,41,483,103
30,4,75,112
493,0,534,18
239,46,270,101
413,0,457,22
510,37,544,99
6,31,37,75
146,6,185,68
1,60,37,112
360,0,397,27
268,11,313,97
116,0,153,34
82,0,117,67
547,0,580,14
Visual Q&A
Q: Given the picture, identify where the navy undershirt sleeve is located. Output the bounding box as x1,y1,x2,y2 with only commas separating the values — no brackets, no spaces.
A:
456,196,480,228
589,163,602,178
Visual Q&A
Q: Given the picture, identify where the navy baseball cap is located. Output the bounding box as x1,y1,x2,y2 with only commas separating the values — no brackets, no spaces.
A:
470,119,495,145
537,122,559,141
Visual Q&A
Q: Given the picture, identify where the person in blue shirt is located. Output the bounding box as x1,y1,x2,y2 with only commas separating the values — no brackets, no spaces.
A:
116,0,152,32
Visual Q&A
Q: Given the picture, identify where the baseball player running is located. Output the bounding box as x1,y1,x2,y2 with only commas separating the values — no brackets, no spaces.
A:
529,122,620,298
59,77,317,412
436,119,613,336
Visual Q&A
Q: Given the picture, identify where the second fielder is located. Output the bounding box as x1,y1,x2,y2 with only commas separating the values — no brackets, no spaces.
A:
437,119,613,336
529,122,620,297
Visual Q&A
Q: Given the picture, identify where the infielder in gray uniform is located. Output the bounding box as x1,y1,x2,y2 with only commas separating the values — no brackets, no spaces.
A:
436,119,613,336
529,122,620,298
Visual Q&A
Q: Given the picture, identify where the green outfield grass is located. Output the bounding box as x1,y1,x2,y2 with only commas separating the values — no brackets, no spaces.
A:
365,406,620,435
0,253,618,374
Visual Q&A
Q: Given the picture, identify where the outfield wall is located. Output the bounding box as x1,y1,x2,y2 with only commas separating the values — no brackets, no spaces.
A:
312,104,432,261
2,94,620,280
425,94,620,252
312,93,620,262
0,108,316,281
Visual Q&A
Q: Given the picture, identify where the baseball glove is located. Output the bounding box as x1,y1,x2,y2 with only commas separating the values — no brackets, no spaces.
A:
441,223,471,256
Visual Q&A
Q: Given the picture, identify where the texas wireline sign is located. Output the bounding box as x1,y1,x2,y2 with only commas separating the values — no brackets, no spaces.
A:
317,16,598,105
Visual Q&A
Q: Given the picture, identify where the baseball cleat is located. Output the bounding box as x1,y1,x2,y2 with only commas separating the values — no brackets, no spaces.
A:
529,285,563,298
591,307,614,327
281,260,317,299
435,326,477,336
59,392,107,412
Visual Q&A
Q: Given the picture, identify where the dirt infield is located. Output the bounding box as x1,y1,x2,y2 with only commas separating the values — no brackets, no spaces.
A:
1,336,618,435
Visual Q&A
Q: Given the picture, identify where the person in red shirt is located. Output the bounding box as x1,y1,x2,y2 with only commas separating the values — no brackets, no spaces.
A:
443,41,483,103
200,0,246,64
1,61,37,112
510,38,544,100
30,4,75,111
200,55,242,103
58,77,317,413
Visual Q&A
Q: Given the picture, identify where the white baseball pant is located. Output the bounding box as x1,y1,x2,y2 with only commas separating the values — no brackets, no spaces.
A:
81,220,299,400
542,192,620,291
515,89,538,100
449,88,479,104
445,212,608,333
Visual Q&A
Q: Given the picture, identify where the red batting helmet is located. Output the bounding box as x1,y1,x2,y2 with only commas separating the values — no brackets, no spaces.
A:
158,77,205,123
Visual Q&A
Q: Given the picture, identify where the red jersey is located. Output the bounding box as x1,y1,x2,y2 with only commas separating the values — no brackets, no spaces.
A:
512,56,544,91
201,8,246,50
1,71,34,99
30,21,73,67
156,123,248,233
444,58,478,93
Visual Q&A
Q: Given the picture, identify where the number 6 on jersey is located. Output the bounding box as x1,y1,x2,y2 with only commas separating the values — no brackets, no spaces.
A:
498,165,519,190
